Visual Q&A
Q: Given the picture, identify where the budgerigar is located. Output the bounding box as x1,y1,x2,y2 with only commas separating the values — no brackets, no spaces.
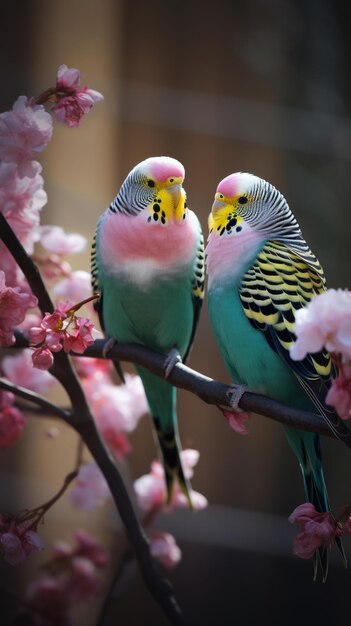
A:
91,156,204,505
206,171,350,579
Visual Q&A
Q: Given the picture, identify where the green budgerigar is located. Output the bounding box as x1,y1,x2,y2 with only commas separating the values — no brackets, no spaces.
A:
92,156,204,505
206,171,349,579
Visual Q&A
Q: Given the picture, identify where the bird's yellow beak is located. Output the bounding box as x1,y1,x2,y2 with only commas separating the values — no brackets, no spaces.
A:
155,177,186,221
208,196,234,232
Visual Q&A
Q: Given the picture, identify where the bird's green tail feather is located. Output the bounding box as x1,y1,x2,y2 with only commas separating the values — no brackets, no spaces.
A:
136,365,194,508
285,426,346,581
153,416,193,508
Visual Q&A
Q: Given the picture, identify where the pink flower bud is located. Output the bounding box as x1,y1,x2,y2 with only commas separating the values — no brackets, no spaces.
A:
32,345,54,370
28,326,46,345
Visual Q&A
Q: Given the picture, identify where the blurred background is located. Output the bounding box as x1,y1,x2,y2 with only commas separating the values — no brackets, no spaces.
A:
1,0,351,624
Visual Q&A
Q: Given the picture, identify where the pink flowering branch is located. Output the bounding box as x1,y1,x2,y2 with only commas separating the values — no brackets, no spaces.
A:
0,212,184,626
8,330,351,443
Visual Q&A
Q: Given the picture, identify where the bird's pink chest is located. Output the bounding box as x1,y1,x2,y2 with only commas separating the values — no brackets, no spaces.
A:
99,210,198,280
206,227,264,288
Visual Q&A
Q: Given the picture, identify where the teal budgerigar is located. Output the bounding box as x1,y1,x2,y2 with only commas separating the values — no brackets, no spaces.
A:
91,156,204,506
205,171,349,579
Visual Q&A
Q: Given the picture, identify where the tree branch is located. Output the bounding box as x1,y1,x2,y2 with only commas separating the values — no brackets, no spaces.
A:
7,332,351,442
83,341,351,444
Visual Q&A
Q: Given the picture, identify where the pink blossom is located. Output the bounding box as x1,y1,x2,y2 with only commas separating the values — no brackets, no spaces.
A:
34,252,72,281
86,373,148,435
73,529,108,567
62,317,95,353
17,311,43,335
0,391,26,448
103,431,132,458
222,408,250,435
0,516,44,565
83,372,147,458
0,244,20,287
326,365,351,419
26,576,69,621
2,349,55,393
45,426,60,438
32,345,54,370
53,271,92,303
69,463,111,510
27,325,46,344
44,330,65,352
55,89,103,128
290,289,351,362
289,503,336,559
0,400,26,448
54,65,103,127
73,356,112,381
39,225,87,255
134,450,208,513
70,556,101,598
56,65,81,92
0,270,37,346
148,530,182,569
41,303,70,330
134,467,165,511
0,96,53,177
0,161,47,252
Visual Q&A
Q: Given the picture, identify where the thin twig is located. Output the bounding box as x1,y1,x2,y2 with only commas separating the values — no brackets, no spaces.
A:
0,377,71,420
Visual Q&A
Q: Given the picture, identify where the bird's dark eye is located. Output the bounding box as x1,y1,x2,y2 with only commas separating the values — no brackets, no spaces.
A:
147,180,155,188
238,196,247,204
169,178,174,183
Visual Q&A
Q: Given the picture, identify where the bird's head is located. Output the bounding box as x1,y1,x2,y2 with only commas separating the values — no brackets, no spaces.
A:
117,156,187,223
208,172,300,243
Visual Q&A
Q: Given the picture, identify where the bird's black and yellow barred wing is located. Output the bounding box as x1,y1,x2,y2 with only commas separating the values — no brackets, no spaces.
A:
239,240,351,443
183,224,205,363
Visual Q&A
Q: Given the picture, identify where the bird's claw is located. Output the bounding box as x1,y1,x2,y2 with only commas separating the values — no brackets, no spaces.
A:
164,348,182,379
226,384,248,412
102,337,117,359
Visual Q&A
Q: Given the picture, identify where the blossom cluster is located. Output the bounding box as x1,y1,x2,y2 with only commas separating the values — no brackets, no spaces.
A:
288,288,351,562
289,503,351,559
28,299,97,370
75,358,148,460
67,448,207,569
134,450,208,568
19,530,108,625
0,513,44,565
0,64,102,338
290,289,351,420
